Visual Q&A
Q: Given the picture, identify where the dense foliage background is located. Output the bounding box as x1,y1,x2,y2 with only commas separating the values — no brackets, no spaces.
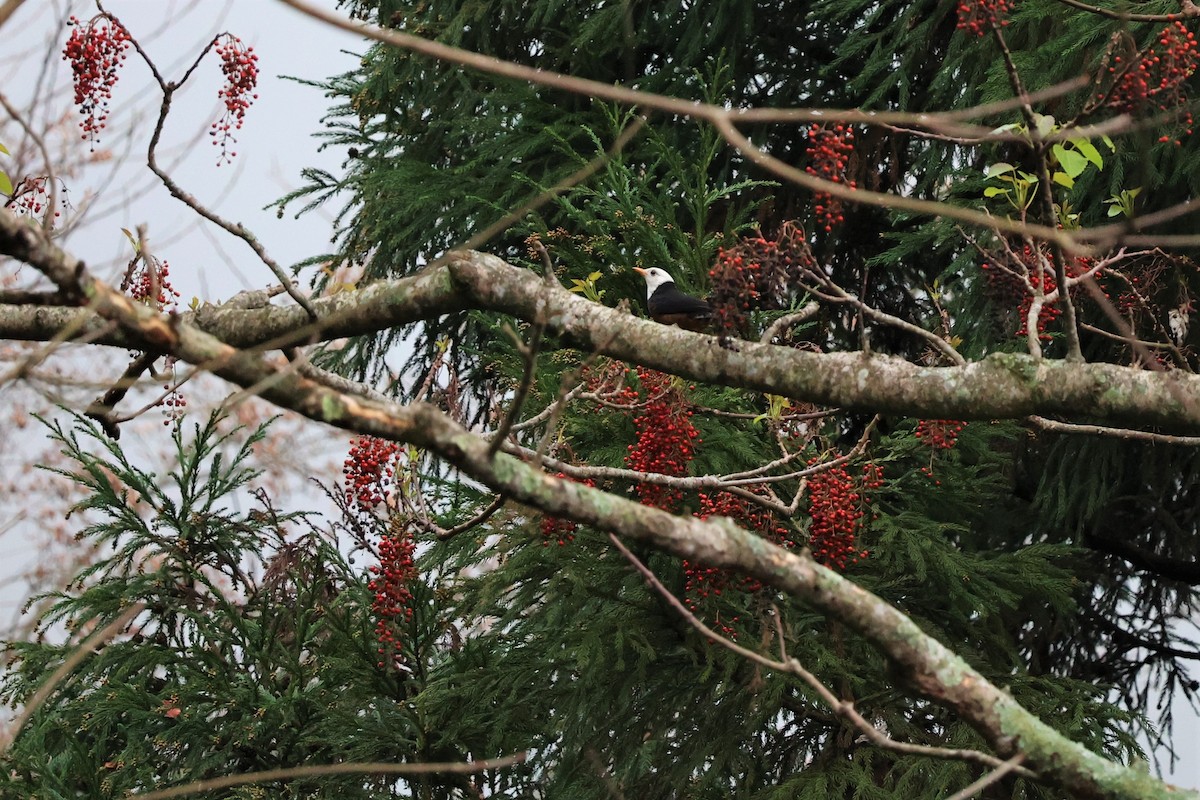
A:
5,0,1200,797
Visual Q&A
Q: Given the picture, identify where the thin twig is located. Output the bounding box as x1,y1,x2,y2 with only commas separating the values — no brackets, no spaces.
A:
129,26,318,319
84,351,159,438
436,494,507,540
124,753,528,800
802,278,964,366
760,303,820,344
990,20,1083,361
489,319,545,458
0,0,26,29
277,0,1089,252
297,360,391,402
1048,0,1199,23
0,92,57,232
943,754,1027,800
1028,415,1200,445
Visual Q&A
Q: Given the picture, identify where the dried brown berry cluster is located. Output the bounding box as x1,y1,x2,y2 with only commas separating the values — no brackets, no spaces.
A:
707,222,815,335
980,245,1097,340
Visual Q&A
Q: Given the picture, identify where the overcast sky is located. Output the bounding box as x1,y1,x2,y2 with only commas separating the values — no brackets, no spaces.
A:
2,0,1198,791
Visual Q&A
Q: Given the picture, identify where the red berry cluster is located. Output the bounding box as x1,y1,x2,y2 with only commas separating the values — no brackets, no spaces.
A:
210,35,259,165
63,15,131,148
368,517,416,670
541,472,596,546
1104,22,1198,141
624,367,699,511
980,245,1097,340
343,436,400,510
955,0,1012,37
123,257,180,312
707,221,817,335
805,125,856,232
806,461,883,570
915,419,966,450
683,490,797,627
8,177,48,220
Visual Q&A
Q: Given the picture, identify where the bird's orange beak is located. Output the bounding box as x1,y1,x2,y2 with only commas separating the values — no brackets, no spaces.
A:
633,268,648,276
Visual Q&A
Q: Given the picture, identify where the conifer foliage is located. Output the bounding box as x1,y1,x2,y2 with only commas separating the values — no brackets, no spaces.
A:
8,0,1200,797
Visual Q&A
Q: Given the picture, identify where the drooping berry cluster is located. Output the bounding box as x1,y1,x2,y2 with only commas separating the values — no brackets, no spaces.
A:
541,473,596,546
806,461,883,570
368,515,416,670
123,257,180,312
210,35,259,165
1104,22,1199,141
980,245,1098,340
805,125,856,232
684,489,797,629
707,222,817,335
915,419,966,450
955,0,1012,37
343,436,400,510
624,367,699,511
63,15,131,148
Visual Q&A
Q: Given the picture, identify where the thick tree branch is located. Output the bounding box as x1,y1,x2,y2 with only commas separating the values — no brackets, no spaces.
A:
4,216,1200,432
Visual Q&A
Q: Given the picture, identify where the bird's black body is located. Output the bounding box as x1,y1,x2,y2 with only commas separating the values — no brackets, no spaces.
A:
647,283,712,330
634,267,712,331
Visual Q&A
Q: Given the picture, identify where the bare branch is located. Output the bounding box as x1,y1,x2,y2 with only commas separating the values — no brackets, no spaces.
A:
489,319,545,459
0,0,26,29
760,303,820,343
1028,415,1200,446
944,754,1028,800
124,753,528,800
1048,0,1200,23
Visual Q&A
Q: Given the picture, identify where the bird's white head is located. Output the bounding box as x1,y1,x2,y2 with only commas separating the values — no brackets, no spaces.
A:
633,267,676,300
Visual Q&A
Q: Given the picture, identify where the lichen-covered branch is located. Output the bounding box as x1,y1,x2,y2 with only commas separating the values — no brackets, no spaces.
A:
3,213,1200,432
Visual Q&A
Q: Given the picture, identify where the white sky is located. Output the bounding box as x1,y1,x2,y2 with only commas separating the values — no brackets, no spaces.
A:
1,0,1198,791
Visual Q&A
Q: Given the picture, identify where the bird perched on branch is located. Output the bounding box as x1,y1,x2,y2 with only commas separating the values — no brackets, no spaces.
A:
633,267,713,332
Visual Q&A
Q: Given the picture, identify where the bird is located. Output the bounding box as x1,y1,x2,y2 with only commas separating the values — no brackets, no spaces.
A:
633,267,713,332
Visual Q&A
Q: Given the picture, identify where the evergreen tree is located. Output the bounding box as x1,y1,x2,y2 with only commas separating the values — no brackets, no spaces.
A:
5,0,1200,797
